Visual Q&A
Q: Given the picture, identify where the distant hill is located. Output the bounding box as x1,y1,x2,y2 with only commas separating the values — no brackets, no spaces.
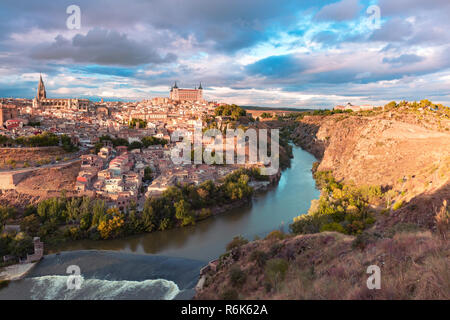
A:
241,106,315,112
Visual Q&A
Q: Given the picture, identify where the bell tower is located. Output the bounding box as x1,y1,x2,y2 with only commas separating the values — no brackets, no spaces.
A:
37,74,46,100
197,82,203,101
170,81,179,100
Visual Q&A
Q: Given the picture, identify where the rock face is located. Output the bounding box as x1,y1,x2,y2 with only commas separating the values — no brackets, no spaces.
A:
292,113,450,231
0,161,81,208
292,114,450,198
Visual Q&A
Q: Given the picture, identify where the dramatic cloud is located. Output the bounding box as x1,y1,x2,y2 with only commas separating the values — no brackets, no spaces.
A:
0,0,450,107
382,54,424,66
314,0,362,22
370,18,413,42
30,29,177,66
246,55,308,78
377,0,450,16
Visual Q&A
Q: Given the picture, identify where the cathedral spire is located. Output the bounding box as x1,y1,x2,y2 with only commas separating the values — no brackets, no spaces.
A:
198,82,203,90
37,74,46,100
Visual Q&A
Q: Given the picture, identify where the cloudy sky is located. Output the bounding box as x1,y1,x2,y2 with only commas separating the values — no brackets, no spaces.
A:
0,0,449,108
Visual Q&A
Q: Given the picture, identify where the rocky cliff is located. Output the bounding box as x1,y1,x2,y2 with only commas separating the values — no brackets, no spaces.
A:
292,112,450,230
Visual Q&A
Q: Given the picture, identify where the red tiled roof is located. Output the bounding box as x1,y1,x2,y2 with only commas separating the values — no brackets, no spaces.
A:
77,177,87,183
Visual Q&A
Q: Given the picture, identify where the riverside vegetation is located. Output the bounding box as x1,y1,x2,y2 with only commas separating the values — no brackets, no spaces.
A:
0,168,267,263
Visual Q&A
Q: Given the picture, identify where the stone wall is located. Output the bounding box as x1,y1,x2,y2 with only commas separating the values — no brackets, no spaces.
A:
0,170,33,189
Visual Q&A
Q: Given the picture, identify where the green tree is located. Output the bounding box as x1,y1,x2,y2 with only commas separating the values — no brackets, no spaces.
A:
97,208,125,239
128,141,143,151
129,118,147,129
175,199,195,226
20,214,41,236
141,136,168,147
0,206,16,225
37,197,66,224
9,233,33,258
91,199,106,227
143,166,152,181
142,198,156,232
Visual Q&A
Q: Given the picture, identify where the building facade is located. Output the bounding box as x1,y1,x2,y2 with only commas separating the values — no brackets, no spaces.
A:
32,75,91,111
0,104,19,126
169,82,203,102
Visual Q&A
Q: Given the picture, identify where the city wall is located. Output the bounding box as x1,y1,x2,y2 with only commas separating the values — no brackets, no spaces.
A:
0,161,78,191
0,170,33,189
0,146,66,167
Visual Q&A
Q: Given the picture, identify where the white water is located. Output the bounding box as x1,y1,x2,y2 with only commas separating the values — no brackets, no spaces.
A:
28,275,180,300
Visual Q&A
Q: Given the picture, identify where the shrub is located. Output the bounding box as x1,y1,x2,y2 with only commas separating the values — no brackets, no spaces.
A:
226,235,248,252
435,200,449,240
265,230,286,241
264,281,273,293
385,223,424,238
269,243,283,256
290,214,322,234
198,208,212,220
346,220,365,235
221,288,239,300
352,232,381,250
64,226,83,240
229,266,246,287
250,250,268,268
20,214,40,236
320,222,346,234
265,258,289,290
392,200,404,211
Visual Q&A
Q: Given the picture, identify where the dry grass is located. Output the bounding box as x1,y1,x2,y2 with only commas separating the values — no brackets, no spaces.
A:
435,200,449,241
196,231,449,300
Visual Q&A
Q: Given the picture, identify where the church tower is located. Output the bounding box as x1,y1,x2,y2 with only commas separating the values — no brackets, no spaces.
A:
33,74,46,109
197,82,203,101
37,74,46,100
170,81,179,100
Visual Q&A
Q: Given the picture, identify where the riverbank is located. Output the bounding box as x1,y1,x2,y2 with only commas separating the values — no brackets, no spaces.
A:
0,262,37,281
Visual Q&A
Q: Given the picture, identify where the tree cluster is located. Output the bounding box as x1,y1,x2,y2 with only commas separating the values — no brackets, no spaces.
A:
214,104,247,121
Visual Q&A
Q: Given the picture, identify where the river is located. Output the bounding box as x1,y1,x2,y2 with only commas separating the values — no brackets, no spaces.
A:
0,145,319,300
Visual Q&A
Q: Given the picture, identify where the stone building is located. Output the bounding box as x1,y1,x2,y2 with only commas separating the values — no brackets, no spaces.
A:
0,103,19,126
32,75,91,111
169,82,204,102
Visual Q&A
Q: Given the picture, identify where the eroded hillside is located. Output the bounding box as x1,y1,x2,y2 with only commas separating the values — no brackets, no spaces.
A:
292,111,450,231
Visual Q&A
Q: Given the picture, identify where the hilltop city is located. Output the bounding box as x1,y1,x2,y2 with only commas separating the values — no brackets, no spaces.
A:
0,76,285,213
